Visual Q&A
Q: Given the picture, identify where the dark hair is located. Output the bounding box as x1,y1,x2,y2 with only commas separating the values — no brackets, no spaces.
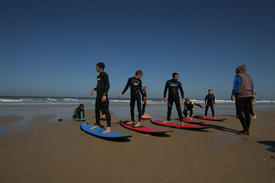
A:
96,62,105,69
79,104,84,108
172,72,179,77
135,70,143,76
208,89,213,92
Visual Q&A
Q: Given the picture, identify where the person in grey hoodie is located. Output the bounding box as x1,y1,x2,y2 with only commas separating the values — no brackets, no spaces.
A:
231,64,254,135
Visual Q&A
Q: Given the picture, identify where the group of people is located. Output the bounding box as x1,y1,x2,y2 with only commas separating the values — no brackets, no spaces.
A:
73,62,254,136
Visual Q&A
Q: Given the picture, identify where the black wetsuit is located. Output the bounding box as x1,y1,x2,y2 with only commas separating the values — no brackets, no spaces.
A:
141,90,147,115
205,94,215,117
164,79,184,121
183,102,202,117
94,71,111,127
122,77,144,122
73,107,85,118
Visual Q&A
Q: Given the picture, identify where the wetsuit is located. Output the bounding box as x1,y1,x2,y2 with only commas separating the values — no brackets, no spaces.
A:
73,107,85,118
94,71,111,127
122,77,145,122
205,94,215,117
183,102,202,117
164,79,184,121
141,90,147,115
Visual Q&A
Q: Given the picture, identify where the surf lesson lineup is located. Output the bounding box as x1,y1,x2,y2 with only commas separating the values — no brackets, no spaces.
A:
71,62,255,140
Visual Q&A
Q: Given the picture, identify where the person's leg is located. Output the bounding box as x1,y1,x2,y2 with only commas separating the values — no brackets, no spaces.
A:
190,110,193,117
141,102,146,115
175,99,183,121
235,98,240,119
210,105,215,117
236,98,247,133
183,110,188,117
91,97,101,129
243,98,252,134
130,98,135,122
101,98,112,133
205,105,209,116
166,99,173,121
137,98,142,122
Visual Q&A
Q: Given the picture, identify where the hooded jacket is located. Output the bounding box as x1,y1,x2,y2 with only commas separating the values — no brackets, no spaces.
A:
232,64,254,98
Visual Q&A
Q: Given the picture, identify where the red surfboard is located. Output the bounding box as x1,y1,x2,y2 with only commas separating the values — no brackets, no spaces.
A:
120,121,171,135
151,120,210,129
194,116,226,121
182,118,203,124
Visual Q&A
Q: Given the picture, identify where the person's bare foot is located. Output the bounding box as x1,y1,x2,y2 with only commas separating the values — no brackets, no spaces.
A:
126,121,135,125
189,117,193,120
90,125,100,130
163,121,170,123
103,127,111,134
134,122,141,127
180,122,186,126
252,115,257,119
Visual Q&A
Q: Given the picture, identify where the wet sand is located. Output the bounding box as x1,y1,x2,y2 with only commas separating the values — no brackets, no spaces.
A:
0,110,274,183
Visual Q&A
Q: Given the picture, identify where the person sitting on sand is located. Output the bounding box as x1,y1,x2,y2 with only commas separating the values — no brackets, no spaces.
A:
205,89,216,117
118,70,146,127
141,86,151,119
73,104,85,120
163,73,185,125
183,99,203,120
90,62,112,134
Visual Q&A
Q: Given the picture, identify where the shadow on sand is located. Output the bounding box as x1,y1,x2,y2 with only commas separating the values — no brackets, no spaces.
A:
258,141,275,153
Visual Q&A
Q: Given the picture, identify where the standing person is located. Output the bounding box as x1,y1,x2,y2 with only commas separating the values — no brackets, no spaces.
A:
204,89,216,117
163,73,185,124
183,99,203,119
118,70,146,127
90,62,112,134
231,64,254,135
251,90,257,119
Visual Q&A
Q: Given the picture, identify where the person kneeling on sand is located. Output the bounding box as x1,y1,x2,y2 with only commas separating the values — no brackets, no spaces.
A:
183,99,203,120
72,104,85,120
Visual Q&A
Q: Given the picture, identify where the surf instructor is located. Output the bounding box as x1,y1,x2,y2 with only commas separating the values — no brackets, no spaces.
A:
90,62,112,134
164,73,185,124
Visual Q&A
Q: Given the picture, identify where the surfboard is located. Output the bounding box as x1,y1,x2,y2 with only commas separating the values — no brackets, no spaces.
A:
194,116,226,121
151,120,210,129
120,121,171,135
80,123,131,139
0,129,3,134
182,118,203,124
73,117,86,121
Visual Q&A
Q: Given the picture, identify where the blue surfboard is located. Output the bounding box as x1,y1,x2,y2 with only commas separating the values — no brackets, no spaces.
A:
73,117,86,121
0,129,3,134
80,123,131,140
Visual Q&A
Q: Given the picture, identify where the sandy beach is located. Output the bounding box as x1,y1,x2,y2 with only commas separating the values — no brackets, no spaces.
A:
0,109,274,183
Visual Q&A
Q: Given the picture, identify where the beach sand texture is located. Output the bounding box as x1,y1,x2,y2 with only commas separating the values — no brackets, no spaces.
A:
0,110,275,183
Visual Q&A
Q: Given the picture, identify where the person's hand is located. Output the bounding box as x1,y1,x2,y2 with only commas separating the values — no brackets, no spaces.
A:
181,98,185,104
164,98,167,103
231,95,235,101
143,97,147,102
90,88,95,95
102,95,107,102
214,104,216,107
118,93,123,98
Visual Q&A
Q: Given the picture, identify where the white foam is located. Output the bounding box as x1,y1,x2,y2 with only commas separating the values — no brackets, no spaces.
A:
0,99,24,103
63,98,78,102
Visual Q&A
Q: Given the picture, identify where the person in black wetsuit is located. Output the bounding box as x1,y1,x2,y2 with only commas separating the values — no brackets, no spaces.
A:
90,62,111,134
183,99,202,119
205,89,216,117
73,104,85,119
118,70,146,127
163,73,185,124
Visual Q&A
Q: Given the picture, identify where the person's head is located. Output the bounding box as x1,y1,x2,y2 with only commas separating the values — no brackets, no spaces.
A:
235,64,247,74
79,104,85,110
143,86,147,91
135,70,143,79
208,89,213,94
185,99,190,104
172,73,179,81
96,62,105,72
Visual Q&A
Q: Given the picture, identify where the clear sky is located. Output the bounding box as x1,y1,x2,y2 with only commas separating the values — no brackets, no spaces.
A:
0,0,274,99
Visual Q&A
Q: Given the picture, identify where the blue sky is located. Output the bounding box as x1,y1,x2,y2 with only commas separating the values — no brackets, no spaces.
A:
0,0,275,99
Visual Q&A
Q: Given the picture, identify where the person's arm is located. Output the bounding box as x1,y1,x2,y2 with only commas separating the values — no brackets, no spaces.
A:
102,73,110,96
163,81,169,98
121,78,131,95
139,81,145,99
178,82,184,99
204,96,207,104
232,74,242,96
195,103,203,108
213,95,215,105
251,82,254,96
82,110,85,118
